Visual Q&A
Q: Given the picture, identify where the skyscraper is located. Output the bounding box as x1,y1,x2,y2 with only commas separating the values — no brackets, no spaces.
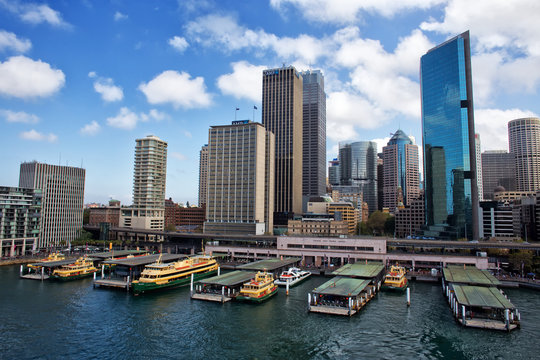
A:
420,31,479,240
19,162,85,248
382,129,420,212
481,150,516,200
204,120,274,235
508,117,540,192
337,141,378,214
121,135,167,230
328,158,340,186
475,133,483,201
198,144,208,207
301,70,326,199
262,66,303,224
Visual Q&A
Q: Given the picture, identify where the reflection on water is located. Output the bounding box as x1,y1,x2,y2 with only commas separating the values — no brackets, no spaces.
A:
1,265,538,359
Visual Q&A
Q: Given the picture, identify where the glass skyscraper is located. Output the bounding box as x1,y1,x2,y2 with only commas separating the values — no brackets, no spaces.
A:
420,31,479,240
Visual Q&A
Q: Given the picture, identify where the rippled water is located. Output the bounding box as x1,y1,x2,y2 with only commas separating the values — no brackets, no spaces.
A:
1,265,538,359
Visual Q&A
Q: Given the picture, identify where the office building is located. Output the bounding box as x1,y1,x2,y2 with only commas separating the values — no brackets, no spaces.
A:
420,31,479,240
475,134,483,201
204,120,275,235
382,130,420,212
262,66,303,224
338,141,378,215
479,201,516,240
0,186,41,256
199,144,208,207
19,162,85,248
88,200,121,227
121,135,167,231
508,117,540,192
328,158,340,186
395,193,425,238
301,70,326,199
481,151,516,200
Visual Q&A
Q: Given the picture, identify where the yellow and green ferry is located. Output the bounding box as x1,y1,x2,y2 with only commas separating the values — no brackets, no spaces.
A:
50,257,99,281
28,252,65,269
131,255,218,295
236,271,278,303
382,265,408,292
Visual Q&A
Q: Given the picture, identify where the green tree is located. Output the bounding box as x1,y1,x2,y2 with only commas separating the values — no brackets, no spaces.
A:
384,215,395,235
367,211,390,235
165,224,176,232
508,250,534,275
83,208,90,225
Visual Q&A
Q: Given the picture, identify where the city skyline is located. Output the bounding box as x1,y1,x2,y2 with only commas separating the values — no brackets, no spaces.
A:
1,1,539,206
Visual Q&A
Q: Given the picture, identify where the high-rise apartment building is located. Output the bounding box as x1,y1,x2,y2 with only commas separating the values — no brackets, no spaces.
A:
301,70,326,199
19,162,85,248
338,141,378,214
262,66,303,224
121,135,167,230
0,186,41,255
198,144,208,207
475,133,483,201
382,130,420,212
481,150,516,200
508,117,540,192
204,120,275,235
420,31,479,240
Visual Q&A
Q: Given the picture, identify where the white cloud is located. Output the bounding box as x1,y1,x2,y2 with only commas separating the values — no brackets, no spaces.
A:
475,108,538,151
19,129,57,142
217,61,265,102
114,11,128,21
88,71,96,78
80,120,101,136
0,56,65,98
92,77,123,102
138,70,212,109
106,107,138,130
140,109,168,122
184,131,192,138
370,137,391,154
171,152,187,160
270,0,445,24
0,1,71,28
0,30,31,53
168,36,189,52
1,109,39,123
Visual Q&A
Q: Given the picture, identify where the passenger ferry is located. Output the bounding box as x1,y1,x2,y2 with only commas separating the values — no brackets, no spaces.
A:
50,257,99,281
382,265,408,292
274,267,311,287
236,271,278,303
131,254,218,295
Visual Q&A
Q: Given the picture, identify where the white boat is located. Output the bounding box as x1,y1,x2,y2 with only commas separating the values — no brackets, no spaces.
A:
274,267,311,287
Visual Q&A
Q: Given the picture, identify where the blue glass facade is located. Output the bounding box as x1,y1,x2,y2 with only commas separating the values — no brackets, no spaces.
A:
421,31,478,240
387,130,413,204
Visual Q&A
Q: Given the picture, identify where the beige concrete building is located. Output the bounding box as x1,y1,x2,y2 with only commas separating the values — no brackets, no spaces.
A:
204,121,275,235
395,193,425,238
19,162,85,248
262,66,303,223
288,217,348,236
509,117,540,192
328,202,360,234
198,144,208,207
121,135,167,231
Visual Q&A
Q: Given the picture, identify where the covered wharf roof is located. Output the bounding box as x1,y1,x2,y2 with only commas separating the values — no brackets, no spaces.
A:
102,254,186,267
237,257,300,271
197,271,256,287
90,250,148,260
331,262,385,279
31,259,78,268
312,277,371,297
443,265,500,286
452,284,515,309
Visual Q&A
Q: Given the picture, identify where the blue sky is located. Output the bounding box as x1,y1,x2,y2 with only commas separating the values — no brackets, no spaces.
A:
1,0,539,206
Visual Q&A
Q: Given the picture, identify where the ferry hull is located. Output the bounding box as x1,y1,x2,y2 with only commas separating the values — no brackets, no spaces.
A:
236,286,278,303
275,273,311,287
132,269,217,295
50,270,99,281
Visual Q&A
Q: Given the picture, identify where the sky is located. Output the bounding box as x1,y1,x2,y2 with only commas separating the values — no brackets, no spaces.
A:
1,0,539,206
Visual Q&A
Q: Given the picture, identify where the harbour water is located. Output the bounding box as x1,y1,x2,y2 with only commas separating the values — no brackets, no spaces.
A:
1,265,538,359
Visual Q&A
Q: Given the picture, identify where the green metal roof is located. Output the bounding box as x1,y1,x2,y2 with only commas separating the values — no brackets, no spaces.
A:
90,250,148,259
452,284,515,309
331,262,384,279
197,271,256,287
31,259,78,267
237,257,300,271
312,277,371,297
102,254,186,266
443,265,500,286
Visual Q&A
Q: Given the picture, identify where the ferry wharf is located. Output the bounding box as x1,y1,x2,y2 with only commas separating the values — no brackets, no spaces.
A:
94,253,186,290
20,258,77,280
191,270,256,303
442,265,520,331
308,262,385,316
234,257,301,278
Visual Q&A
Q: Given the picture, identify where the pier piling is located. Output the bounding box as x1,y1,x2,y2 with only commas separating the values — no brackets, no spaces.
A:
286,280,290,296
20,265,23,277
406,287,410,306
